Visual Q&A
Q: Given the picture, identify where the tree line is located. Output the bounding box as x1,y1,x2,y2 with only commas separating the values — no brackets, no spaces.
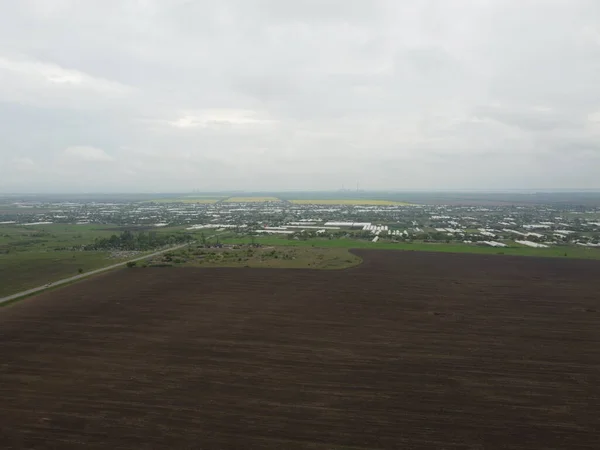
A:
84,230,193,251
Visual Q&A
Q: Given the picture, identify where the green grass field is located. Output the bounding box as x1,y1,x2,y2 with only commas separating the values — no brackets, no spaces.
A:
0,223,191,297
0,251,127,297
0,223,191,250
0,223,118,251
221,236,600,260
289,199,414,206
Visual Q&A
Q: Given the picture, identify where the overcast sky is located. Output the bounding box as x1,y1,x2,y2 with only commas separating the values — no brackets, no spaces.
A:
1,0,599,193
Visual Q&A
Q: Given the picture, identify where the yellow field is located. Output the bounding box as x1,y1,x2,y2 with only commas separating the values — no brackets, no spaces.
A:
144,198,219,204
289,199,414,206
224,196,281,203
182,195,227,198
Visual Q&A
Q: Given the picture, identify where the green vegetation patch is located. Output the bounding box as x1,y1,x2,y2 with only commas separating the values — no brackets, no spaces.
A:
0,224,118,253
220,236,600,260
85,230,193,251
0,224,194,298
0,251,124,297
0,224,192,254
146,245,361,270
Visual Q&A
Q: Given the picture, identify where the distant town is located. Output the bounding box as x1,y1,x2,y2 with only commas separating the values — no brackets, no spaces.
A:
2,193,600,249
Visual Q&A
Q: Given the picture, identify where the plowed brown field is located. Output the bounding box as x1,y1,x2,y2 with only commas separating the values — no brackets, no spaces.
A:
1,250,600,449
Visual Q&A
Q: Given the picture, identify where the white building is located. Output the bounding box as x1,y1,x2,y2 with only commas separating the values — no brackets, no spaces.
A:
515,240,549,248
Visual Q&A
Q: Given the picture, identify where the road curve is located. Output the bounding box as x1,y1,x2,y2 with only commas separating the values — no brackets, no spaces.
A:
0,243,192,305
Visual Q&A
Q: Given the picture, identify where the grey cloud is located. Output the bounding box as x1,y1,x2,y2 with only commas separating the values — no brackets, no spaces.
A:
1,0,600,192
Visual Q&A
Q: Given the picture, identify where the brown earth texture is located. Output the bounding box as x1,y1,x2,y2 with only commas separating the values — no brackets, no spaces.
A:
1,250,600,449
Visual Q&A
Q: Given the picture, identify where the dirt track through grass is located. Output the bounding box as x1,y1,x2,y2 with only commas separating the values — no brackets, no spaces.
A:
1,251,599,449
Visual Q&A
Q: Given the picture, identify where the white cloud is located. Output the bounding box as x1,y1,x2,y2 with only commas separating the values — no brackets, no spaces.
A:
63,146,115,162
0,55,132,109
0,56,132,93
588,111,600,123
169,109,275,128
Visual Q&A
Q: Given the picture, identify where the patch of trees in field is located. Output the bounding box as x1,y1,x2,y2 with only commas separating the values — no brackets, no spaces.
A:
146,245,302,267
84,230,193,251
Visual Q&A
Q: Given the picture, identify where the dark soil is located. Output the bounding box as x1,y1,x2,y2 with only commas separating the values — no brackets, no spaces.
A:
1,250,599,449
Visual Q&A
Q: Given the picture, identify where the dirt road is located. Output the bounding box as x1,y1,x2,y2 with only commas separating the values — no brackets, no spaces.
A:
0,242,191,305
